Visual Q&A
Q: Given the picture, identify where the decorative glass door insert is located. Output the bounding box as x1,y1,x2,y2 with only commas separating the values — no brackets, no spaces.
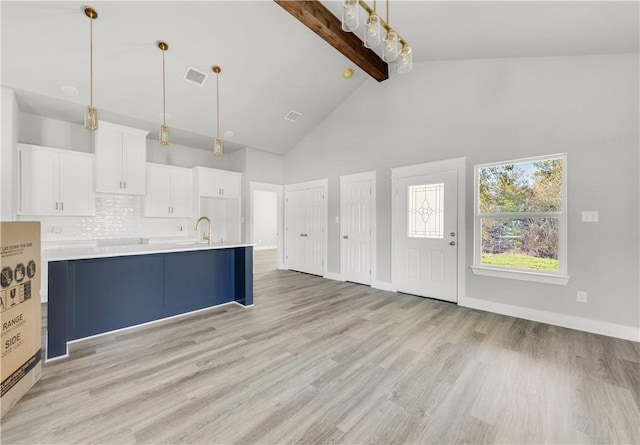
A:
407,183,444,238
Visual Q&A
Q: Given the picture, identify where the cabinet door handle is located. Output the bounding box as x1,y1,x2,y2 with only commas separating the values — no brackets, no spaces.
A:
61,202,64,211
124,181,127,189
119,181,122,189
55,202,59,210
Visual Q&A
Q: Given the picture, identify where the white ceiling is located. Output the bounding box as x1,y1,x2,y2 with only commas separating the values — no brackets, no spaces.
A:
2,1,638,155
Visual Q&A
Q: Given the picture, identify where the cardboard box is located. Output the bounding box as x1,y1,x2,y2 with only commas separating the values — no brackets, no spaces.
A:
0,222,42,418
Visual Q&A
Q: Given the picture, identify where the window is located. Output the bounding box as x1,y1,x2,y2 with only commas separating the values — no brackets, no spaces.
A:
407,183,444,238
471,154,569,285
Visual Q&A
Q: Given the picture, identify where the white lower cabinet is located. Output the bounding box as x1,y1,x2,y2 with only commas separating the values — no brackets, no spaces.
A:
145,163,193,217
19,144,95,216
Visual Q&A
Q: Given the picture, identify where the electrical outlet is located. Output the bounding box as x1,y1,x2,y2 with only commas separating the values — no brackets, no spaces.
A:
577,291,587,303
581,211,599,222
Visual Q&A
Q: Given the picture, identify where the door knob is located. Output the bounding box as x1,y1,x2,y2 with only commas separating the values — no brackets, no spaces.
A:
449,241,456,246
450,232,456,237
343,235,349,239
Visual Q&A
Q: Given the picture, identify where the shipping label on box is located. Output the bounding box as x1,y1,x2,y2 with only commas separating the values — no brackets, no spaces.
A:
0,221,42,418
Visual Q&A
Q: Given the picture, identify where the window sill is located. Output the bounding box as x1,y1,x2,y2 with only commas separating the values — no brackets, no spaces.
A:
470,266,570,285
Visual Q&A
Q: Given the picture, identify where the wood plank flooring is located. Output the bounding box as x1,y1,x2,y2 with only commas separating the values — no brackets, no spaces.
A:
2,248,639,444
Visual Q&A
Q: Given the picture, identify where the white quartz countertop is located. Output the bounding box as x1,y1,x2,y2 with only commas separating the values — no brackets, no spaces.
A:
42,241,254,262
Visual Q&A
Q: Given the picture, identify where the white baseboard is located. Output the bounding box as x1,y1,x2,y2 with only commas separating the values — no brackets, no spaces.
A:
324,272,345,282
372,280,395,292
459,295,640,342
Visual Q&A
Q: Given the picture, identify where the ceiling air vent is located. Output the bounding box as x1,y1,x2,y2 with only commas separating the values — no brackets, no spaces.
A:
183,67,207,86
285,110,302,123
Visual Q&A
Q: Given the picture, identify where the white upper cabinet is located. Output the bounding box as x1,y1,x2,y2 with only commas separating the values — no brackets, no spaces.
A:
19,144,95,216
95,121,148,195
194,166,241,199
145,163,193,218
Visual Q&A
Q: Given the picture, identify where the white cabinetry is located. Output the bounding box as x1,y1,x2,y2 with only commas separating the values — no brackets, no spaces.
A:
195,167,241,199
95,121,148,195
145,163,193,217
193,167,242,242
19,144,95,216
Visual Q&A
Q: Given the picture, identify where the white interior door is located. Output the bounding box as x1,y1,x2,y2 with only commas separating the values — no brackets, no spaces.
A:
285,187,324,276
342,180,371,285
396,171,458,302
285,189,303,272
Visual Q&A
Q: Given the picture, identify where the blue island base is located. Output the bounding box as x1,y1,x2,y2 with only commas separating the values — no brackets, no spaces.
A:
47,246,253,360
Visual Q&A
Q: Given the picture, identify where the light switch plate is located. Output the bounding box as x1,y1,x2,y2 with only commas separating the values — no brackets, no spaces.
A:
581,211,599,222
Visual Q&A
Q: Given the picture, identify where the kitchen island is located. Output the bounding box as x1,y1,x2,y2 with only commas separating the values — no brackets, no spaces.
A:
44,242,253,360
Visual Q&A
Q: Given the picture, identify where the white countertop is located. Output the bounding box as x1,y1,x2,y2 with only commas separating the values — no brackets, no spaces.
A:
42,241,254,262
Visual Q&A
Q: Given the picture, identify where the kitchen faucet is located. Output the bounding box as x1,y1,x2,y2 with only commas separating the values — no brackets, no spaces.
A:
195,216,212,245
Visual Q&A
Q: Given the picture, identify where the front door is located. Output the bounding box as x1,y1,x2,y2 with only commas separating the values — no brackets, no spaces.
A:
396,171,458,302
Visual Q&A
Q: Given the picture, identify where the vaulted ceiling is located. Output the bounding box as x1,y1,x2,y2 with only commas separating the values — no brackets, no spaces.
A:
2,1,638,155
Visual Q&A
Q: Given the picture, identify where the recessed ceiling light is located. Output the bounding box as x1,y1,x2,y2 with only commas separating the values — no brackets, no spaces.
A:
61,85,79,96
343,68,354,79
159,113,172,122
224,130,234,138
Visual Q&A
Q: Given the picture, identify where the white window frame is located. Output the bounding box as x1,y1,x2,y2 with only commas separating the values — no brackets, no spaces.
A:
470,153,570,285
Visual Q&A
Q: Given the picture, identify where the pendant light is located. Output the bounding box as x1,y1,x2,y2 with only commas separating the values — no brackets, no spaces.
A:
364,0,381,49
157,41,169,145
381,0,399,62
212,65,223,156
83,6,98,130
342,0,359,32
398,44,413,74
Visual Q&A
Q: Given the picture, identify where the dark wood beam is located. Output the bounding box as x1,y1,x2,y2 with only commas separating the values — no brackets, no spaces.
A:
274,0,388,82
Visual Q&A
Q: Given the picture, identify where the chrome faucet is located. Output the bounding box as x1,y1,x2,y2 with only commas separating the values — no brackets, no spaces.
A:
195,216,212,245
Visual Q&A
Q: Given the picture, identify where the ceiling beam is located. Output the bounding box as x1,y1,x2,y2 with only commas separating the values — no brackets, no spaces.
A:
274,0,388,82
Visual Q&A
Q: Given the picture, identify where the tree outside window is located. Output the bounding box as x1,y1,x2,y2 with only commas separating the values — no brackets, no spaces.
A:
475,155,566,274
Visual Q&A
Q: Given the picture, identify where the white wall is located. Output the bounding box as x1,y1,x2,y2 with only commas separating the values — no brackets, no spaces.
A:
252,190,278,248
284,54,639,331
227,147,285,242
19,112,229,169
1,88,19,221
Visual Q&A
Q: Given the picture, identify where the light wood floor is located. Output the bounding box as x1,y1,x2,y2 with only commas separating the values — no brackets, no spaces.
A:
2,248,639,444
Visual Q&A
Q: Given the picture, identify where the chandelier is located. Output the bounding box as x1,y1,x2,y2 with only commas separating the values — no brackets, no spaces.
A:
342,0,412,74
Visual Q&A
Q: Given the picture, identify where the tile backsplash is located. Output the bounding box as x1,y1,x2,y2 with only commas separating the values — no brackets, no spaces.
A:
21,193,193,242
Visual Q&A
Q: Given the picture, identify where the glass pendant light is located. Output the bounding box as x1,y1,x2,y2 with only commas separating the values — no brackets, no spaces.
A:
157,41,169,146
382,31,399,62
83,6,98,130
364,12,381,49
342,0,359,32
398,44,413,74
381,0,398,62
212,65,223,156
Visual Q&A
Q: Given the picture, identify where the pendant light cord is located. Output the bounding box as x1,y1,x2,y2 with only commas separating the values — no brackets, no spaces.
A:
216,72,220,138
89,16,93,109
386,0,389,23
162,48,166,126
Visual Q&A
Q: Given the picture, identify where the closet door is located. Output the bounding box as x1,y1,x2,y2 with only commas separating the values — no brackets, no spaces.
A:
285,187,324,276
